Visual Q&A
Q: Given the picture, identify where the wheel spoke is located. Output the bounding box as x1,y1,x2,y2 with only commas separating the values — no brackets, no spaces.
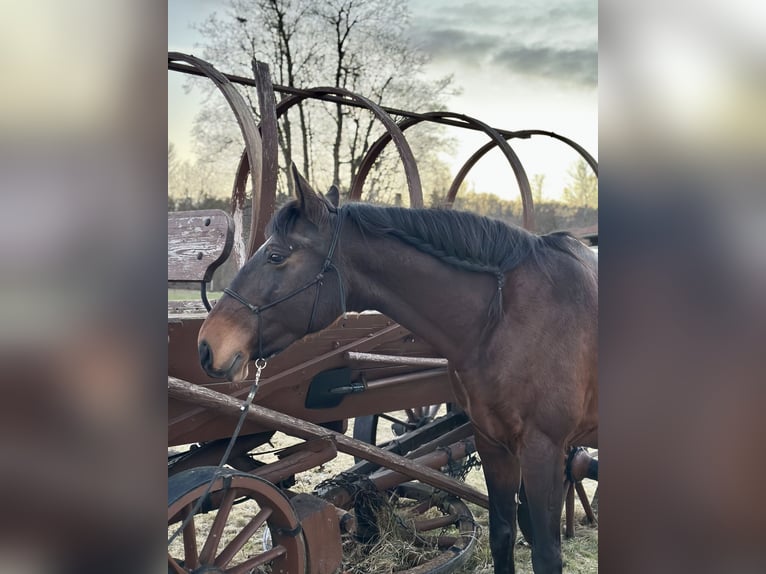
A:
215,507,273,568
426,404,440,418
167,554,186,574
407,499,432,515
414,512,458,531
379,412,410,427
226,544,286,574
199,486,238,564
181,505,199,568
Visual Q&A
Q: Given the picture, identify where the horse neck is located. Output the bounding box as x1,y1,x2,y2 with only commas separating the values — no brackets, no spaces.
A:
340,224,498,364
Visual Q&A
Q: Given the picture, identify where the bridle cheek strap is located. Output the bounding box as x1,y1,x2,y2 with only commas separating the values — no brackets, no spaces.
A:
223,207,347,361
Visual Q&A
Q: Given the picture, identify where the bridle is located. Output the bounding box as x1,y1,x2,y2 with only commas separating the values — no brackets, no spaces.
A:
222,206,347,360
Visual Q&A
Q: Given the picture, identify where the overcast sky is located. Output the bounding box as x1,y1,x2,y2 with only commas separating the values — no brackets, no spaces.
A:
168,0,597,201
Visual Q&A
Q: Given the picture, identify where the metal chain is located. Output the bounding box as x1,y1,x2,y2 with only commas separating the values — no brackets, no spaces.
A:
168,360,267,546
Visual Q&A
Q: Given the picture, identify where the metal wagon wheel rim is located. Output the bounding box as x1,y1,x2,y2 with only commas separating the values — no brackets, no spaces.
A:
168,466,306,574
381,482,478,574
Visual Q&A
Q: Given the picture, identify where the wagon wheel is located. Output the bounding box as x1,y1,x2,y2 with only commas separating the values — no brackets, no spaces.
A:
348,482,478,573
168,466,306,574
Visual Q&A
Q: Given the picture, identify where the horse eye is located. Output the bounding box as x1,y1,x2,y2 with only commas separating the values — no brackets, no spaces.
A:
268,253,286,264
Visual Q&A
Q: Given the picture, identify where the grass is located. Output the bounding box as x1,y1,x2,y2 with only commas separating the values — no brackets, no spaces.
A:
168,288,223,301
452,468,598,574
169,417,598,573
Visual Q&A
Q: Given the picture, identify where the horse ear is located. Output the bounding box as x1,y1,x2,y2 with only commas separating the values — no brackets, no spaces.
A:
291,162,328,225
326,185,340,208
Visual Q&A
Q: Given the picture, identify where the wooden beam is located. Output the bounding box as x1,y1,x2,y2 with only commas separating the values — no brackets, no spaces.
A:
168,377,488,508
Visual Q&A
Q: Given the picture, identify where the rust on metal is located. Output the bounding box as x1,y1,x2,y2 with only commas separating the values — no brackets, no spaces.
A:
350,111,537,229
168,57,598,179
273,86,423,207
168,53,264,270
362,368,448,391
445,129,598,214
249,59,279,255
366,437,476,494
291,493,344,574
251,437,338,485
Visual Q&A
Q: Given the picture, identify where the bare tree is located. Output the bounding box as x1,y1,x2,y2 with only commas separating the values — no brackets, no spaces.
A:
189,0,457,203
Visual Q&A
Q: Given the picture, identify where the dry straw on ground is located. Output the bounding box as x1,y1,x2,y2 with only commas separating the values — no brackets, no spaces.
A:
169,411,598,573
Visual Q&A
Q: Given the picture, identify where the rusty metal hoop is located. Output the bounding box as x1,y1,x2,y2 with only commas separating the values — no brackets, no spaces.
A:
168,53,264,270
273,86,424,207
390,482,478,574
446,130,598,211
350,111,536,230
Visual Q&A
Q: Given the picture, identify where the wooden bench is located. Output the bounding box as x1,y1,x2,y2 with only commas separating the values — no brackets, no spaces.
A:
168,209,234,314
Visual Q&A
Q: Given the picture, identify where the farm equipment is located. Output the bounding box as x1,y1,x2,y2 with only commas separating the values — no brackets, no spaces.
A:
168,53,597,573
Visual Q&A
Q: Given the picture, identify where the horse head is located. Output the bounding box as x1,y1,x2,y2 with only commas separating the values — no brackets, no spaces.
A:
198,165,345,382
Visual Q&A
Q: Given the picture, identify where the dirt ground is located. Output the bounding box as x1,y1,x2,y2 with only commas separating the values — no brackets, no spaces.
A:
169,410,598,573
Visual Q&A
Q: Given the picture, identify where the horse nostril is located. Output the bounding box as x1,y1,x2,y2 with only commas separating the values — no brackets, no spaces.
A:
199,339,212,369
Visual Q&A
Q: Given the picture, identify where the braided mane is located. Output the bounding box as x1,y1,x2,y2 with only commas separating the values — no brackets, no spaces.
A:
269,200,581,322
344,203,568,275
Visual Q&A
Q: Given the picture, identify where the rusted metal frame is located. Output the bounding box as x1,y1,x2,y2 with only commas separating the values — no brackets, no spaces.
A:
366,437,476,494
168,53,264,272
350,111,535,230
401,421,474,461
393,483,478,574
168,322,410,433
168,376,489,508
169,58,597,172
272,87,423,207
362,367,447,391
336,483,478,573
521,129,598,176
346,411,469,476
248,60,279,256
170,60,518,138
250,437,338,485
446,131,598,211
438,114,535,230
346,351,448,367
168,433,274,476
321,436,475,509
575,481,598,524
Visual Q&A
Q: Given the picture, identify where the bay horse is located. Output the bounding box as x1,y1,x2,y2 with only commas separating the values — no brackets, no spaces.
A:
198,166,598,573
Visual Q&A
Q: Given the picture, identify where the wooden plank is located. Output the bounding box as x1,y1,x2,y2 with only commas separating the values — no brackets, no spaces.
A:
346,351,448,367
168,377,489,509
168,299,213,315
168,210,234,282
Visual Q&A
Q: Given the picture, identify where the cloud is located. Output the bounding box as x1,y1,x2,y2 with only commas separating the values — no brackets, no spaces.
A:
408,0,597,87
413,28,498,66
493,43,597,87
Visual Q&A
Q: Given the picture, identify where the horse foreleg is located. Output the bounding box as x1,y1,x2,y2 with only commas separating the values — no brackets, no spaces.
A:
475,433,521,574
520,430,566,574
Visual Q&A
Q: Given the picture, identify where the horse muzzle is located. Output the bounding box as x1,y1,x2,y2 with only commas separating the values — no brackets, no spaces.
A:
198,339,247,382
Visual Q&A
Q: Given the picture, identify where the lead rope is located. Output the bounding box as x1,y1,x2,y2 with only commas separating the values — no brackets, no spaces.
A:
168,359,268,547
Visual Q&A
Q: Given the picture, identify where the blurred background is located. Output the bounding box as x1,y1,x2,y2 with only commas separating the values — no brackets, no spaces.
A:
0,0,764,572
